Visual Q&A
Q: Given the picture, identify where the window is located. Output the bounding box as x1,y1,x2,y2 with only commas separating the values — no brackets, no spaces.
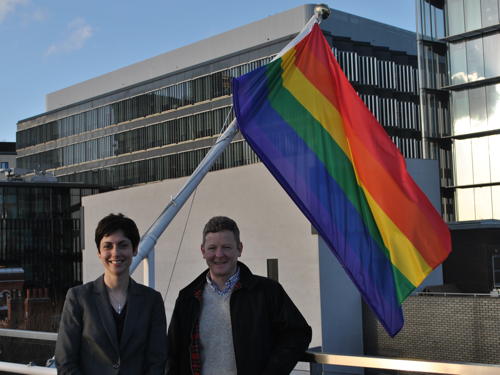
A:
452,90,470,135
449,42,467,85
466,38,485,81
484,33,500,79
481,0,499,27
447,0,465,36
464,0,482,31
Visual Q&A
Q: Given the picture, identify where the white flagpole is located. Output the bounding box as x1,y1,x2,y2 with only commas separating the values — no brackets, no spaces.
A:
130,4,330,276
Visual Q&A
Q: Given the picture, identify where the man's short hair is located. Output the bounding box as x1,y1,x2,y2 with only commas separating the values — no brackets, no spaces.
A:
95,213,140,252
202,216,240,245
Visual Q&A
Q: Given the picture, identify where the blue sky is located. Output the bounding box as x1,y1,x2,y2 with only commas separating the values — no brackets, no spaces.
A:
0,0,415,142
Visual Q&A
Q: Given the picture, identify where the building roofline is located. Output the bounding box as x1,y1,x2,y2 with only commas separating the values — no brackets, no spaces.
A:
449,220,500,230
41,5,416,113
0,181,113,190
44,4,316,112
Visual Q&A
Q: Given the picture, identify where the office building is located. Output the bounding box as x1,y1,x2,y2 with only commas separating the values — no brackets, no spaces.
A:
417,0,500,294
16,5,422,194
417,0,500,222
0,180,109,302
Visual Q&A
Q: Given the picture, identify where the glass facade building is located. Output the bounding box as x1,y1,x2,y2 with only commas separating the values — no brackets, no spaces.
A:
0,182,108,301
16,6,422,197
417,0,500,221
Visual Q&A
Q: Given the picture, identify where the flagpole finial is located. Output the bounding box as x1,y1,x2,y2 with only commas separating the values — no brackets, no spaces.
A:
314,4,331,20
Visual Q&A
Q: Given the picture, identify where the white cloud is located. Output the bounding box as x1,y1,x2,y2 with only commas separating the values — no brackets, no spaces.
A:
0,0,28,22
45,17,94,56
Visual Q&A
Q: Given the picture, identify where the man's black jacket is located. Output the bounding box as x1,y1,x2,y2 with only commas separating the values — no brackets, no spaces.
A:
166,261,312,375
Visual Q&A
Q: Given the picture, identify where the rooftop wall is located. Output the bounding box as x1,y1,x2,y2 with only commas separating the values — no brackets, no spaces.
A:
82,162,323,361
364,295,500,367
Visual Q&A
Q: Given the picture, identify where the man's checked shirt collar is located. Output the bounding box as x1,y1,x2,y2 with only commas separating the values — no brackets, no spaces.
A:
206,267,240,296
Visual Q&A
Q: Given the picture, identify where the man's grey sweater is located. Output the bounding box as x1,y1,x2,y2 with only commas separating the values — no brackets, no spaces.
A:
199,285,237,375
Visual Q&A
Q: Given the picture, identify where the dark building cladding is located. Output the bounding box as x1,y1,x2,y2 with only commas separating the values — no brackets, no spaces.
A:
15,6,423,193
0,182,111,302
0,142,16,154
446,221,500,293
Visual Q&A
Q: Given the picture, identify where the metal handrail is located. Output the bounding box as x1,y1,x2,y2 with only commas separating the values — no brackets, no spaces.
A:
0,362,55,374
303,351,500,375
415,292,494,297
1,328,500,375
0,328,57,341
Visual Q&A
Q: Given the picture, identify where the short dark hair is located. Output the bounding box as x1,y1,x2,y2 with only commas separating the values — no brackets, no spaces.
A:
202,216,240,245
95,213,140,252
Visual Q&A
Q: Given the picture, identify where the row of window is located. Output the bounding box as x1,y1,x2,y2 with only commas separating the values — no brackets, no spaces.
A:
334,49,418,93
0,186,96,219
0,218,83,288
390,136,423,159
455,185,500,220
438,142,454,187
54,134,424,194
359,94,421,131
454,133,500,186
413,137,454,192
417,0,446,40
452,82,500,135
53,129,424,190
449,32,500,85
447,0,500,37
421,93,451,138
57,141,260,187
0,185,95,290
418,44,448,89
17,57,273,149
18,91,423,171
17,107,233,170
19,47,419,152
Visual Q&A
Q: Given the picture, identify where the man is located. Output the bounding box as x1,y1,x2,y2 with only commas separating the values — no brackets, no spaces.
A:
167,216,311,375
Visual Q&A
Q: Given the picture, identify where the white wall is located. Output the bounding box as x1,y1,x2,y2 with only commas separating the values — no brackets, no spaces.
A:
82,162,322,350
82,158,443,371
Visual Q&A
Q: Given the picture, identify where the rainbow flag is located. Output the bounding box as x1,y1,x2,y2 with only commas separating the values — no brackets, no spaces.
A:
232,23,451,336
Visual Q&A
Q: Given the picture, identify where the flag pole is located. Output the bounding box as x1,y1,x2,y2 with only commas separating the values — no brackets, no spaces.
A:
130,4,331,276
130,120,238,274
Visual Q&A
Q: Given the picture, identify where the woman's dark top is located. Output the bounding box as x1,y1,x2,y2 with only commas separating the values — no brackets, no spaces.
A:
110,302,128,343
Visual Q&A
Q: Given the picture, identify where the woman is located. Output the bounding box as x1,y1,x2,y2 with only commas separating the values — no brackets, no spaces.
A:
55,213,167,374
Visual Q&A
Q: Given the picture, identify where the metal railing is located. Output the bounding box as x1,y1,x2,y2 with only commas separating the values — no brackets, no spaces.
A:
0,328,57,341
303,351,500,374
0,362,56,374
2,329,500,375
415,291,497,297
